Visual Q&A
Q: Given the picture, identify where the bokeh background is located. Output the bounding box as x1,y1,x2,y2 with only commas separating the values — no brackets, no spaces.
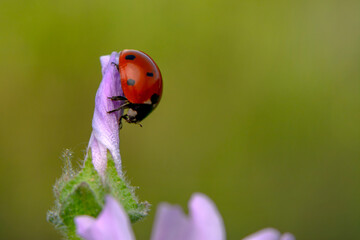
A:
0,0,360,239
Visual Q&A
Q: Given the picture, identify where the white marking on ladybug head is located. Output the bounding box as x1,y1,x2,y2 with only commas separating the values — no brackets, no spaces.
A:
128,108,138,117
144,99,152,104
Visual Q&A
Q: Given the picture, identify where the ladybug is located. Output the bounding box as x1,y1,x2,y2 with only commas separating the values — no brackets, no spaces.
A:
108,50,163,127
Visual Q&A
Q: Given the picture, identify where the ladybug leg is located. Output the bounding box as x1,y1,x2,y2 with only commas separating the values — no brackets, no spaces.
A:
119,115,124,129
108,96,128,101
119,114,130,129
111,62,119,71
118,114,143,128
107,103,130,114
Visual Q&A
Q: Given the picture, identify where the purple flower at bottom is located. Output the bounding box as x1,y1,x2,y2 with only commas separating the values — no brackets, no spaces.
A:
75,194,295,240
87,52,124,176
75,195,135,240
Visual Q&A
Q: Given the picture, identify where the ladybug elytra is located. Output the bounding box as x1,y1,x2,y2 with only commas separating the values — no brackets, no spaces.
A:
108,50,163,127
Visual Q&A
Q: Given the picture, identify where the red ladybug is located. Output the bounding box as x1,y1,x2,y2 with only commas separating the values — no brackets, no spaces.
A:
108,50,163,127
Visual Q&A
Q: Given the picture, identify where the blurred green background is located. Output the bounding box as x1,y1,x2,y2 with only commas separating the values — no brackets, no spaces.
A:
0,0,360,239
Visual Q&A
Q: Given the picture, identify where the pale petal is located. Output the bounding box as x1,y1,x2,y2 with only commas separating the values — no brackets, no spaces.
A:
88,52,124,176
280,233,295,240
242,228,281,240
75,195,135,240
75,216,97,240
189,193,226,240
151,203,190,240
88,132,108,176
100,55,111,74
151,193,225,240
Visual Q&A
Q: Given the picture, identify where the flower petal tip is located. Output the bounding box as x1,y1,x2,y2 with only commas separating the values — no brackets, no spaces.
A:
75,215,96,239
100,55,111,72
242,228,280,240
243,228,295,240
189,193,226,240
280,233,296,240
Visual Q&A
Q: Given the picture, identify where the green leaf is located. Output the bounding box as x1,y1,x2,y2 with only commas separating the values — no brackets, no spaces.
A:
47,150,150,239
60,182,102,239
105,153,150,222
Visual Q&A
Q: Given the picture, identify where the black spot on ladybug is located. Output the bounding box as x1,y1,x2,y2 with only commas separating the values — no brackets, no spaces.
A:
125,55,136,60
151,94,160,104
146,72,154,77
127,79,136,86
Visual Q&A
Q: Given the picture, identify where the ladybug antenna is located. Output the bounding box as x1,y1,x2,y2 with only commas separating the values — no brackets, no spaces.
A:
108,96,128,101
111,62,119,71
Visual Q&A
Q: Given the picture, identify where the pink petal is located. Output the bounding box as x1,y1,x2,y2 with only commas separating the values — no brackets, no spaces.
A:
280,233,295,240
75,195,135,240
242,228,281,240
151,204,191,240
75,216,96,239
151,193,225,240
88,133,108,175
189,193,226,240
100,55,111,74
88,52,124,176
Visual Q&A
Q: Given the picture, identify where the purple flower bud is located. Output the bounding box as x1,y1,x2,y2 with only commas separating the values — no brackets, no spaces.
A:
87,52,124,176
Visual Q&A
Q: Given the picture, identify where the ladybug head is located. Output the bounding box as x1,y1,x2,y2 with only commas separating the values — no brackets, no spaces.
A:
123,94,160,124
